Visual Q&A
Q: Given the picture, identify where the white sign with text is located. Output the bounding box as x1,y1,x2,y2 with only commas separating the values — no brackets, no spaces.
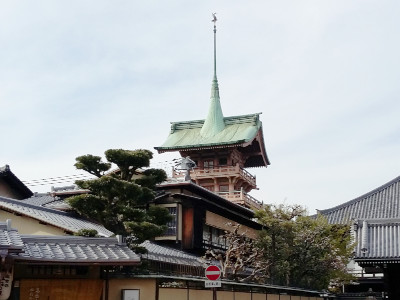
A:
205,281,221,288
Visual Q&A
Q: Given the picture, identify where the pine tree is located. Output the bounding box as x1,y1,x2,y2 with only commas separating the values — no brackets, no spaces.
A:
67,149,172,251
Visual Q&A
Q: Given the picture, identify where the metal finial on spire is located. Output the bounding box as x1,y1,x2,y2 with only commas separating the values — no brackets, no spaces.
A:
212,13,217,77
212,13,217,25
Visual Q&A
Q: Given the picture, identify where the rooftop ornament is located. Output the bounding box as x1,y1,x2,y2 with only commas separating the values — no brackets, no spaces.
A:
174,157,196,181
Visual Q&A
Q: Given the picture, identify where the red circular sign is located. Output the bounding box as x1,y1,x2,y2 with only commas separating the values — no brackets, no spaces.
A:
205,265,221,281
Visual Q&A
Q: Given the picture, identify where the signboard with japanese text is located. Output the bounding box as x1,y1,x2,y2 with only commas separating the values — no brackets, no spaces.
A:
0,268,13,300
205,280,221,288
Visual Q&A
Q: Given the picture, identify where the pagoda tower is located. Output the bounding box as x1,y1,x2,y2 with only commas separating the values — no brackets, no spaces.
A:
155,15,270,210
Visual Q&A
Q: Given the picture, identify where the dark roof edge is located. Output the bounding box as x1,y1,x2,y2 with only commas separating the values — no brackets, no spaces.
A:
157,181,255,216
156,182,260,229
256,124,271,166
155,140,248,152
0,165,33,198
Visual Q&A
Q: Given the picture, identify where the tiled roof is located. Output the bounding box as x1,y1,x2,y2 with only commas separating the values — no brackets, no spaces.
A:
0,196,113,237
157,182,262,230
318,176,400,224
0,222,24,251
12,236,140,265
22,194,72,211
141,240,204,266
156,114,261,150
353,219,400,262
155,114,270,167
22,194,56,206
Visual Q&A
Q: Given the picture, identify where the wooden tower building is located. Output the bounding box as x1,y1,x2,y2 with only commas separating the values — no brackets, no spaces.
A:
155,17,270,211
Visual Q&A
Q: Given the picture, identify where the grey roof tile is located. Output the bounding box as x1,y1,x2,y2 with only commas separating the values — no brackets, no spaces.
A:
22,194,56,206
12,236,140,264
318,176,400,224
0,196,113,237
354,219,400,261
22,195,73,211
0,228,24,251
141,240,205,266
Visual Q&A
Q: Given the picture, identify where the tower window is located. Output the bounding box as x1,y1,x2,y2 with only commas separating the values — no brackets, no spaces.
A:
204,160,214,169
219,185,229,192
165,207,177,235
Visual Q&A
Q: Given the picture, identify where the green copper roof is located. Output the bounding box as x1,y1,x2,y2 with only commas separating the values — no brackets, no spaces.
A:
200,75,225,137
155,113,262,151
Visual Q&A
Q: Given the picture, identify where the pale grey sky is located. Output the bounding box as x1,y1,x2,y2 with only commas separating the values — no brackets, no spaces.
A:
1,1,399,213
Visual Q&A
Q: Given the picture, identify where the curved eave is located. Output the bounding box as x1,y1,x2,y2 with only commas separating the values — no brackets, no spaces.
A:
155,140,249,153
156,113,265,153
251,126,270,167
318,175,400,215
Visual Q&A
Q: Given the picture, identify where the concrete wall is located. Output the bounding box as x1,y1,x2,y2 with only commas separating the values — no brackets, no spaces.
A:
0,210,66,235
187,289,213,300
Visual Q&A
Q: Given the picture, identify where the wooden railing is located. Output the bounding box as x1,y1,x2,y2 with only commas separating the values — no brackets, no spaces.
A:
217,190,263,210
189,165,257,187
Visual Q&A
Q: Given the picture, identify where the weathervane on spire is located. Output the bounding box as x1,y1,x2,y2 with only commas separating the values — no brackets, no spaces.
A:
212,13,217,26
212,13,217,76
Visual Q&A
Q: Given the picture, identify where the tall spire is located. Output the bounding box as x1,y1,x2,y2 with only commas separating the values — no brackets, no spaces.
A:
200,13,225,138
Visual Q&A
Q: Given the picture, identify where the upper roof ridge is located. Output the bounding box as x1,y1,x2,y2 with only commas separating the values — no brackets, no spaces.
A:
318,175,400,214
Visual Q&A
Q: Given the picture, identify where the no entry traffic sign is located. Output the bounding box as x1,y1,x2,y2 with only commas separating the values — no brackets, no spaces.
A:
205,265,221,281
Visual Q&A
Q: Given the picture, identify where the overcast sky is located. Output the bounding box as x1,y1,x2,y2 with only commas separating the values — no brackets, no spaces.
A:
1,1,399,214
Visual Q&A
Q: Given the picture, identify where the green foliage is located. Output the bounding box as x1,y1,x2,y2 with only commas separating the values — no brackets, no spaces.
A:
124,221,168,243
255,204,354,291
67,149,172,249
135,168,167,189
74,154,111,177
105,149,153,181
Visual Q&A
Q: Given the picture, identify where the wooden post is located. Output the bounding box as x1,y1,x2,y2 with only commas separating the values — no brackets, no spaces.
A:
105,267,109,300
213,287,217,300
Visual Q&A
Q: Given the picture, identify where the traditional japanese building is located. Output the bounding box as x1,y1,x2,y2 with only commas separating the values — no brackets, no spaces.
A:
318,175,400,300
0,173,323,300
155,18,270,211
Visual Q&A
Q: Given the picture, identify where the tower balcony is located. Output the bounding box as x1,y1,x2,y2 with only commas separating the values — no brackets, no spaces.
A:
190,165,257,188
217,190,263,210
